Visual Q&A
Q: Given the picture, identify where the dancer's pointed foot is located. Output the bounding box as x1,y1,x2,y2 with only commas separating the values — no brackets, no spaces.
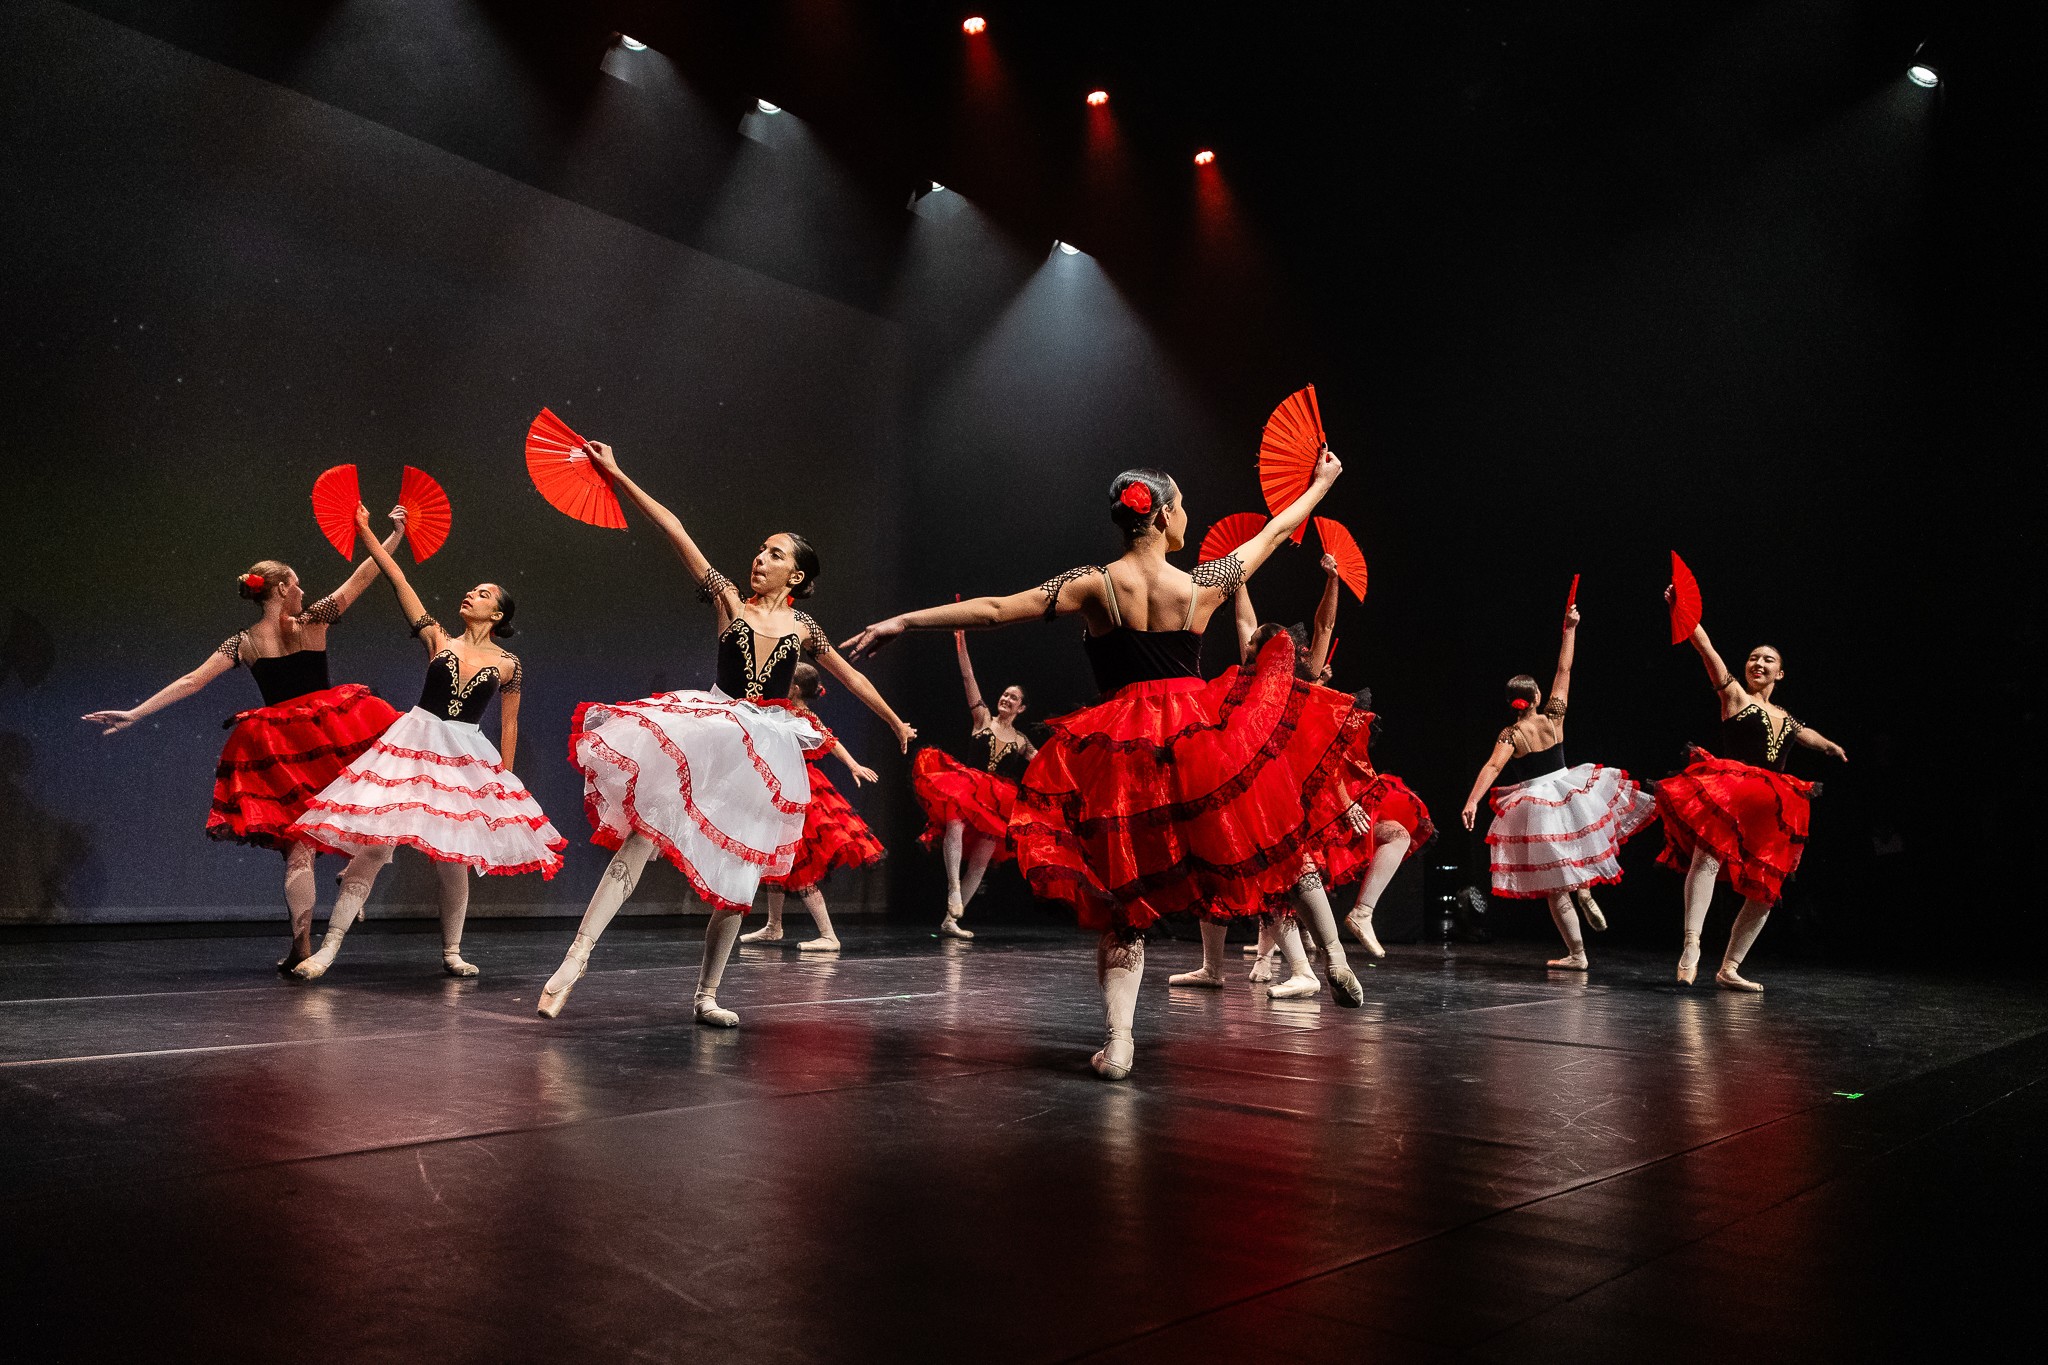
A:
537,934,593,1018
441,949,480,979
1546,952,1590,971
1576,890,1608,932
1344,907,1387,959
1168,965,1226,988
1268,970,1321,1000
1326,964,1365,1007
937,916,975,940
693,991,740,1027
276,951,309,977
1716,966,1764,993
1676,933,1701,986
1247,957,1274,984
1091,1035,1133,1080
797,936,842,952
739,924,784,943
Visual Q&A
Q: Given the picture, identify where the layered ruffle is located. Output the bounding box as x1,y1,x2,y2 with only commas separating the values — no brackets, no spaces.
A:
1316,773,1437,887
1655,747,1816,906
765,760,886,892
1486,761,1659,897
207,684,400,849
911,746,1018,861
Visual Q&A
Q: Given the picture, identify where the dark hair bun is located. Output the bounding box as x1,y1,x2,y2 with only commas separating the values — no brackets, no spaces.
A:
237,575,265,602
489,587,520,639
783,533,822,600
1109,468,1174,536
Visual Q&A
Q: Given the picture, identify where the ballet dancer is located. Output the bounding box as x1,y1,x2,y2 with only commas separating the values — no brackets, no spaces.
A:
1659,587,1846,990
284,503,565,979
908,630,1035,940
1458,605,1658,970
82,522,405,972
538,441,914,1026
845,449,1373,1079
741,661,885,952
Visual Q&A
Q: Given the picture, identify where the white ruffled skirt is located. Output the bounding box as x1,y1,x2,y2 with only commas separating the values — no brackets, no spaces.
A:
569,688,827,912
289,707,567,877
1486,762,1658,898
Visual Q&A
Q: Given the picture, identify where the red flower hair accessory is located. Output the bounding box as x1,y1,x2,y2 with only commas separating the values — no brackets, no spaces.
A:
1119,482,1154,516
241,573,266,591
1509,698,1531,711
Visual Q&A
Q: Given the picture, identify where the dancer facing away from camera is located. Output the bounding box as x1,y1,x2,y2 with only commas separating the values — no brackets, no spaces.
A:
82,521,405,973
907,630,1035,940
741,661,886,952
538,440,914,1027
1458,605,1658,971
844,448,1374,1079
284,502,565,981
1658,587,1845,990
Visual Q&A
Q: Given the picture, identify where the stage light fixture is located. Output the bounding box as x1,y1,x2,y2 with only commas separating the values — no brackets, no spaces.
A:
962,16,987,35
757,99,783,115
1907,63,1938,87
1086,90,1109,107
1055,240,1081,255
618,34,647,51
931,181,947,193
1194,149,1216,166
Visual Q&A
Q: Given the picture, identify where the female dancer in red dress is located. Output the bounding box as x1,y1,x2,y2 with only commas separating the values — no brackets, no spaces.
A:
285,503,566,980
845,449,1372,1079
1659,590,1846,990
82,523,405,972
908,631,1035,939
741,662,885,952
1457,606,1658,970
537,441,914,1026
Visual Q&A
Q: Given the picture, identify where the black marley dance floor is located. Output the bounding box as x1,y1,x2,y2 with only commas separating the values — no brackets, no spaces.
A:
2,921,2041,1362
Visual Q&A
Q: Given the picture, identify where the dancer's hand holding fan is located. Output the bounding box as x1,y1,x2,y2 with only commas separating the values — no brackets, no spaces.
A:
1312,517,1368,601
312,465,450,563
1258,385,1327,544
527,407,626,530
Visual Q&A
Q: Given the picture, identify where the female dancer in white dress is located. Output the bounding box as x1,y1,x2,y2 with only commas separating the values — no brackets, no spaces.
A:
538,441,915,1026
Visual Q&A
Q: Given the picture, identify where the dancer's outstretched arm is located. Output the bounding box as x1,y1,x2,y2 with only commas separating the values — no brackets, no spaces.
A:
805,625,917,753
1220,449,1343,584
583,442,742,626
1670,586,1745,713
831,740,879,787
1793,725,1847,762
956,630,991,731
1459,732,1517,831
351,505,444,649
1306,553,1341,679
320,518,406,619
1547,605,1580,715
82,649,236,734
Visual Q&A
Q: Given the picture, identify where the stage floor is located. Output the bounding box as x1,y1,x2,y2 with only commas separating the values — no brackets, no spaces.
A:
2,922,2041,1362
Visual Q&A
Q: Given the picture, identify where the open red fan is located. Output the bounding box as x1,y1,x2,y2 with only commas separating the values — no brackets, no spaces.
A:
310,465,361,560
1258,385,1326,543
1198,512,1268,565
398,466,451,563
1668,551,1703,646
1313,517,1368,601
526,408,625,530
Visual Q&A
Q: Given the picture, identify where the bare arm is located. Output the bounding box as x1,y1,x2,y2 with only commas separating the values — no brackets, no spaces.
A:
1793,725,1847,763
352,504,446,651
840,569,1102,658
806,622,917,752
319,519,405,618
956,631,990,730
1306,554,1341,678
1670,586,1744,712
1548,605,1580,712
498,686,521,771
1231,583,1259,664
1460,735,1518,830
583,441,742,625
831,740,880,787
82,648,237,734
1227,448,1343,584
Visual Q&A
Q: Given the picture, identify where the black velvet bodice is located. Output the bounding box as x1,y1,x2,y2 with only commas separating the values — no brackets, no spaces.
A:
718,618,803,702
1721,705,1801,772
417,652,503,725
971,730,1031,783
248,650,330,707
1498,741,1566,787
1083,628,1204,696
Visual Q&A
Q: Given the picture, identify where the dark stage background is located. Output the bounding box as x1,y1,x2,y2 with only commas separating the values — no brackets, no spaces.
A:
1,1,2038,965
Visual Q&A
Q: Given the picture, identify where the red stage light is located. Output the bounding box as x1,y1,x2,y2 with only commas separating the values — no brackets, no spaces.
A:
1194,149,1216,166
962,16,986,36
1086,89,1109,107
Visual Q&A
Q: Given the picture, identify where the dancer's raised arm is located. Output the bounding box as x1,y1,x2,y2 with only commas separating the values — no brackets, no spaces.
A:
319,518,406,621
956,630,991,730
583,441,742,625
1670,586,1744,713
1306,553,1341,680
351,504,442,644
1546,605,1580,716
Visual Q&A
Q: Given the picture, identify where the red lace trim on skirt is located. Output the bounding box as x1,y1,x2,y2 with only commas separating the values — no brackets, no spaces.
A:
206,685,399,849
764,764,885,891
910,746,1018,860
1655,748,1815,906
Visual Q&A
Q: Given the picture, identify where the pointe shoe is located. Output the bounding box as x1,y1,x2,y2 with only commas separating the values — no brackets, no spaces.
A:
693,991,740,1028
1576,891,1608,933
1344,907,1388,959
536,935,593,1019
276,950,310,977
441,949,480,979
1168,965,1226,988
937,916,975,940
1326,964,1365,1007
739,924,784,943
1268,970,1321,1000
1091,1032,1134,1080
1716,966,1764,993
1546,952,1590,971
798,936,842,952
1676,933,1702,986
1247,957,1275,984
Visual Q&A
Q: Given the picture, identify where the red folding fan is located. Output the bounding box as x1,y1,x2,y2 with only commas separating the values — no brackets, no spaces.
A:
1313,517,1368,601
311,464,361,560
1198,512,1268,565
1258,385,1326,543
397,466,452,563
526,407,626,530
1668,551,1703,646
1568,573,1581,610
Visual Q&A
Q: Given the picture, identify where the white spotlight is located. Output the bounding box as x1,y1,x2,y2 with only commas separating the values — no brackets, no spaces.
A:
619,35,647,52
757,99,783,115
931,181,946,193
1055,240,1081,256
1907,63,1939,88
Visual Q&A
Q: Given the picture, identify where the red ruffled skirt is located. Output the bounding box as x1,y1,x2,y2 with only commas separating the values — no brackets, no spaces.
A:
765,760,885,892
207,684,401,850
1011,635,1377,933
911,747,1018,862
1656,748,1817,906
1317,774,1436,887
